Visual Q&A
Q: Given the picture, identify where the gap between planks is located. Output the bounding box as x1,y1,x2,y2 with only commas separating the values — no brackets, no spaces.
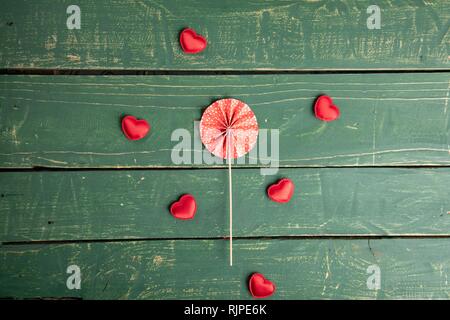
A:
1,68,450,76
3,234,450,247
3,164,450,172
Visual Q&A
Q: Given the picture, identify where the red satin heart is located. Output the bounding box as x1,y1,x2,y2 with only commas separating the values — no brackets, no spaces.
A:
170,194,197,220
249,273,276,299
267,178,295,203
180,28,207,54
314,95,340,122
121,115,150,141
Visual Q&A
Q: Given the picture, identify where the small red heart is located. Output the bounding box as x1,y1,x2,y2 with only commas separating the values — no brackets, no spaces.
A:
170,194,197,220
180,28,207,54
314,95,340,122
249,273,276,299
121,115,150,141
267,178,295,203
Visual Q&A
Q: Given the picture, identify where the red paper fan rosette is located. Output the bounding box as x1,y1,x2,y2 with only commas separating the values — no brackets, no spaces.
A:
200,98,259,159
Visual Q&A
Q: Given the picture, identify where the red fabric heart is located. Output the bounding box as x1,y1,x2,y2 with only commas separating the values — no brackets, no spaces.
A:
121,115,150,140
249,273,276,298
267,178,295,203
314,95,340,122
170,194,197,220
180,28,207,54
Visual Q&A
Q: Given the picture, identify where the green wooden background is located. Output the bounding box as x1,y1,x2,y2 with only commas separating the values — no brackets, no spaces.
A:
0,0,449,70
1,0,450,300
1,74,449,168
1,239,449,299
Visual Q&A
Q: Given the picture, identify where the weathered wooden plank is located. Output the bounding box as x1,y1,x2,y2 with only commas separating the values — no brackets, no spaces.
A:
1,238,449,299
1,74,449,168
1,168,449,242
0,0,448,70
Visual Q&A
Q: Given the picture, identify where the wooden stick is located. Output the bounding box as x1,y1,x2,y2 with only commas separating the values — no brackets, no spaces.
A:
227,130,233,266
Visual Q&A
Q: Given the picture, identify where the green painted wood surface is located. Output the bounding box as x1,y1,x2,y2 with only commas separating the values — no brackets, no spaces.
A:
1,239,449,299
1,168,450,242
1,0,449,301
1,74,450,168
0,0,449,70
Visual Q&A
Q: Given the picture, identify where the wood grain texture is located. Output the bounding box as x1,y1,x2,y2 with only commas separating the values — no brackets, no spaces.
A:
1,168,450,242
1,74,450,168
0,0,449,70
1,238,449,299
